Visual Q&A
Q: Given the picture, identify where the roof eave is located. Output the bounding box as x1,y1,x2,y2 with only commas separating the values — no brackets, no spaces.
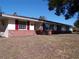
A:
1,14,39,22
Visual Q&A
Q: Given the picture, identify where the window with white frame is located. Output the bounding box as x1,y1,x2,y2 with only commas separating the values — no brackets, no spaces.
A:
18,21,27,29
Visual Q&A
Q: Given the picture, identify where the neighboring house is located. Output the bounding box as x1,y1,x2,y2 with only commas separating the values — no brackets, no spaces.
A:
0,13,72,37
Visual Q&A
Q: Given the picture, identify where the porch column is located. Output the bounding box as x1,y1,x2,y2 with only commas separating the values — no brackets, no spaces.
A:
27,21,30,30
15,20,18,30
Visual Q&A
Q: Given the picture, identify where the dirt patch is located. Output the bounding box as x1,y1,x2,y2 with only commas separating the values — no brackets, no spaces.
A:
0,34,79,59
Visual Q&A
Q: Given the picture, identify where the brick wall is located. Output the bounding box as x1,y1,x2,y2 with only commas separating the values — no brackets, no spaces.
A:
8,30,36,37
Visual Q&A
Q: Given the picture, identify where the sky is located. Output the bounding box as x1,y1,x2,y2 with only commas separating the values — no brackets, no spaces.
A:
0,0,77,25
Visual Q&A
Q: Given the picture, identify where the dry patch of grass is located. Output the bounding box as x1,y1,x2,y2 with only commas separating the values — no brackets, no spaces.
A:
0,34,79,59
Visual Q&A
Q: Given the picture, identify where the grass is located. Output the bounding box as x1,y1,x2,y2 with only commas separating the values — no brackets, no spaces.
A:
0,34,79,59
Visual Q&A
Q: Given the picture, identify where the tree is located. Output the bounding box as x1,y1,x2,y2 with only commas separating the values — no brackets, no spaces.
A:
74,19,79,28
39,16,47,21
13,12,17,16
48,0,79,19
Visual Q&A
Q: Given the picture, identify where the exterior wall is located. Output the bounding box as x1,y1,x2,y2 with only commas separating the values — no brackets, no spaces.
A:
8,20,35,31
8,19,15,30
7,20,36,37
29,21,34,30
8,30,36,37
30,25,34,30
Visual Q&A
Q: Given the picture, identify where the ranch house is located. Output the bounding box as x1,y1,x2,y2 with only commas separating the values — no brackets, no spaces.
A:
0,13,72,37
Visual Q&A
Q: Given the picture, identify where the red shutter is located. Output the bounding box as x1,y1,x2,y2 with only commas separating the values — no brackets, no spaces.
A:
15,20,18,30
27,21,30,30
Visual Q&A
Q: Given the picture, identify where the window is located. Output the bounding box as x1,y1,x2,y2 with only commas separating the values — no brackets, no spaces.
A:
44,23,50,30
49,25,54,30
18,21,26,29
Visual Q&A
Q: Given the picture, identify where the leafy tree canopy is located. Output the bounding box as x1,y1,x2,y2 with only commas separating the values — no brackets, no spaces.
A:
48,0,79,19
